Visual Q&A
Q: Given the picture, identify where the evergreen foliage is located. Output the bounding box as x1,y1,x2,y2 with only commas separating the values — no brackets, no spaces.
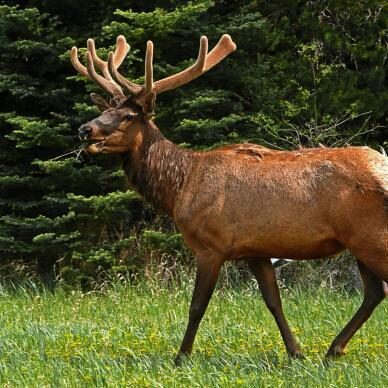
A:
0,0,386,285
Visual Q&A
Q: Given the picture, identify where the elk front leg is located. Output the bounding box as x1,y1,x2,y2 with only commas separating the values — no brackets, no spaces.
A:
247,258,303,358
175,256,222,365
326,261,385,357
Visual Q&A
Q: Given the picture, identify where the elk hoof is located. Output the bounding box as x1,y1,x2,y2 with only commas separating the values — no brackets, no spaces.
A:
326,345,346,358
174,352,189,366
174,355,182,367
291,350,305,359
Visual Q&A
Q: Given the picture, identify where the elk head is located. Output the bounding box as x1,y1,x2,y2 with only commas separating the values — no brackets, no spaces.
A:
71,35,237,154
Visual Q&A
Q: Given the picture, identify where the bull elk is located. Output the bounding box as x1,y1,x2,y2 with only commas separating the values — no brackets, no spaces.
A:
71,34,388,363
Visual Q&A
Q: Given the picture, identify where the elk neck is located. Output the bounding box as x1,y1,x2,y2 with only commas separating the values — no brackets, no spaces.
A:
121,119,194,216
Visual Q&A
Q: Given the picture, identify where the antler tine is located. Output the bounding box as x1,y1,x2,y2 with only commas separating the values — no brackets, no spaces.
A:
70,46,89,78
87,37,130,79
144,41,154,95
85,51,122,98
196,36,208,70
87,39,116,82
203,34,236,70
71,39,125,99
108,37,143,96
153,34,235,94
113,35,130,67
72,44,117,97
152,36,208,94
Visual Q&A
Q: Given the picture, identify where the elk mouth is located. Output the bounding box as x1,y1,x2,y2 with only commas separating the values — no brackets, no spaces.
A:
86,139,106,153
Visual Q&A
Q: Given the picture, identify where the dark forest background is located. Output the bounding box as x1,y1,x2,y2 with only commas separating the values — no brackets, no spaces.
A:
0,0,386,287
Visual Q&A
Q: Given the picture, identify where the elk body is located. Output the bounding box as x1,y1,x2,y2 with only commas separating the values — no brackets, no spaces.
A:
71,35,388,363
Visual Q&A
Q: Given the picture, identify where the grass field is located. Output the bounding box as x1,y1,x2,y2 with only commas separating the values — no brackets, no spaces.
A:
0,278,387,387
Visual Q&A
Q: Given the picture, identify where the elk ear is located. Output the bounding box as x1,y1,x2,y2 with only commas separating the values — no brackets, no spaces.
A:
142,92,156,115
90,93,111,112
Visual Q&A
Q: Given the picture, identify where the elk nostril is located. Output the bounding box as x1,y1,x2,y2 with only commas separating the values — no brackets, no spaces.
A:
78,124,92,140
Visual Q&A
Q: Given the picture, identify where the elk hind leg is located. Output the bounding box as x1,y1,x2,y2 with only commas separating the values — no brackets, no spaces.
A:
326,261,386,357
247,258,303,358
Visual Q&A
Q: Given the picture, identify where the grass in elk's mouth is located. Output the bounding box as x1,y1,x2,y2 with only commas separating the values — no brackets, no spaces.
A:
50,142,88,161
0,280,386,386
87,140,106,153
49,140,107,160
91,140,105,149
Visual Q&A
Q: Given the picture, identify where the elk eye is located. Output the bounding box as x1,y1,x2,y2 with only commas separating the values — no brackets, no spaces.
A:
123,114,134,121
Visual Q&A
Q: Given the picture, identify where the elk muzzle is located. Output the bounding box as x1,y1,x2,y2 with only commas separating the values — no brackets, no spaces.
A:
78,124,92,140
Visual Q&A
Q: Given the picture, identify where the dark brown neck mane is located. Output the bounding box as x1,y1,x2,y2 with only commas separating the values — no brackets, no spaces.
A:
122,120,193,216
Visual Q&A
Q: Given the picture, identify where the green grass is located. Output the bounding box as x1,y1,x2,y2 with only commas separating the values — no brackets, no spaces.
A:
0,279,387,387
